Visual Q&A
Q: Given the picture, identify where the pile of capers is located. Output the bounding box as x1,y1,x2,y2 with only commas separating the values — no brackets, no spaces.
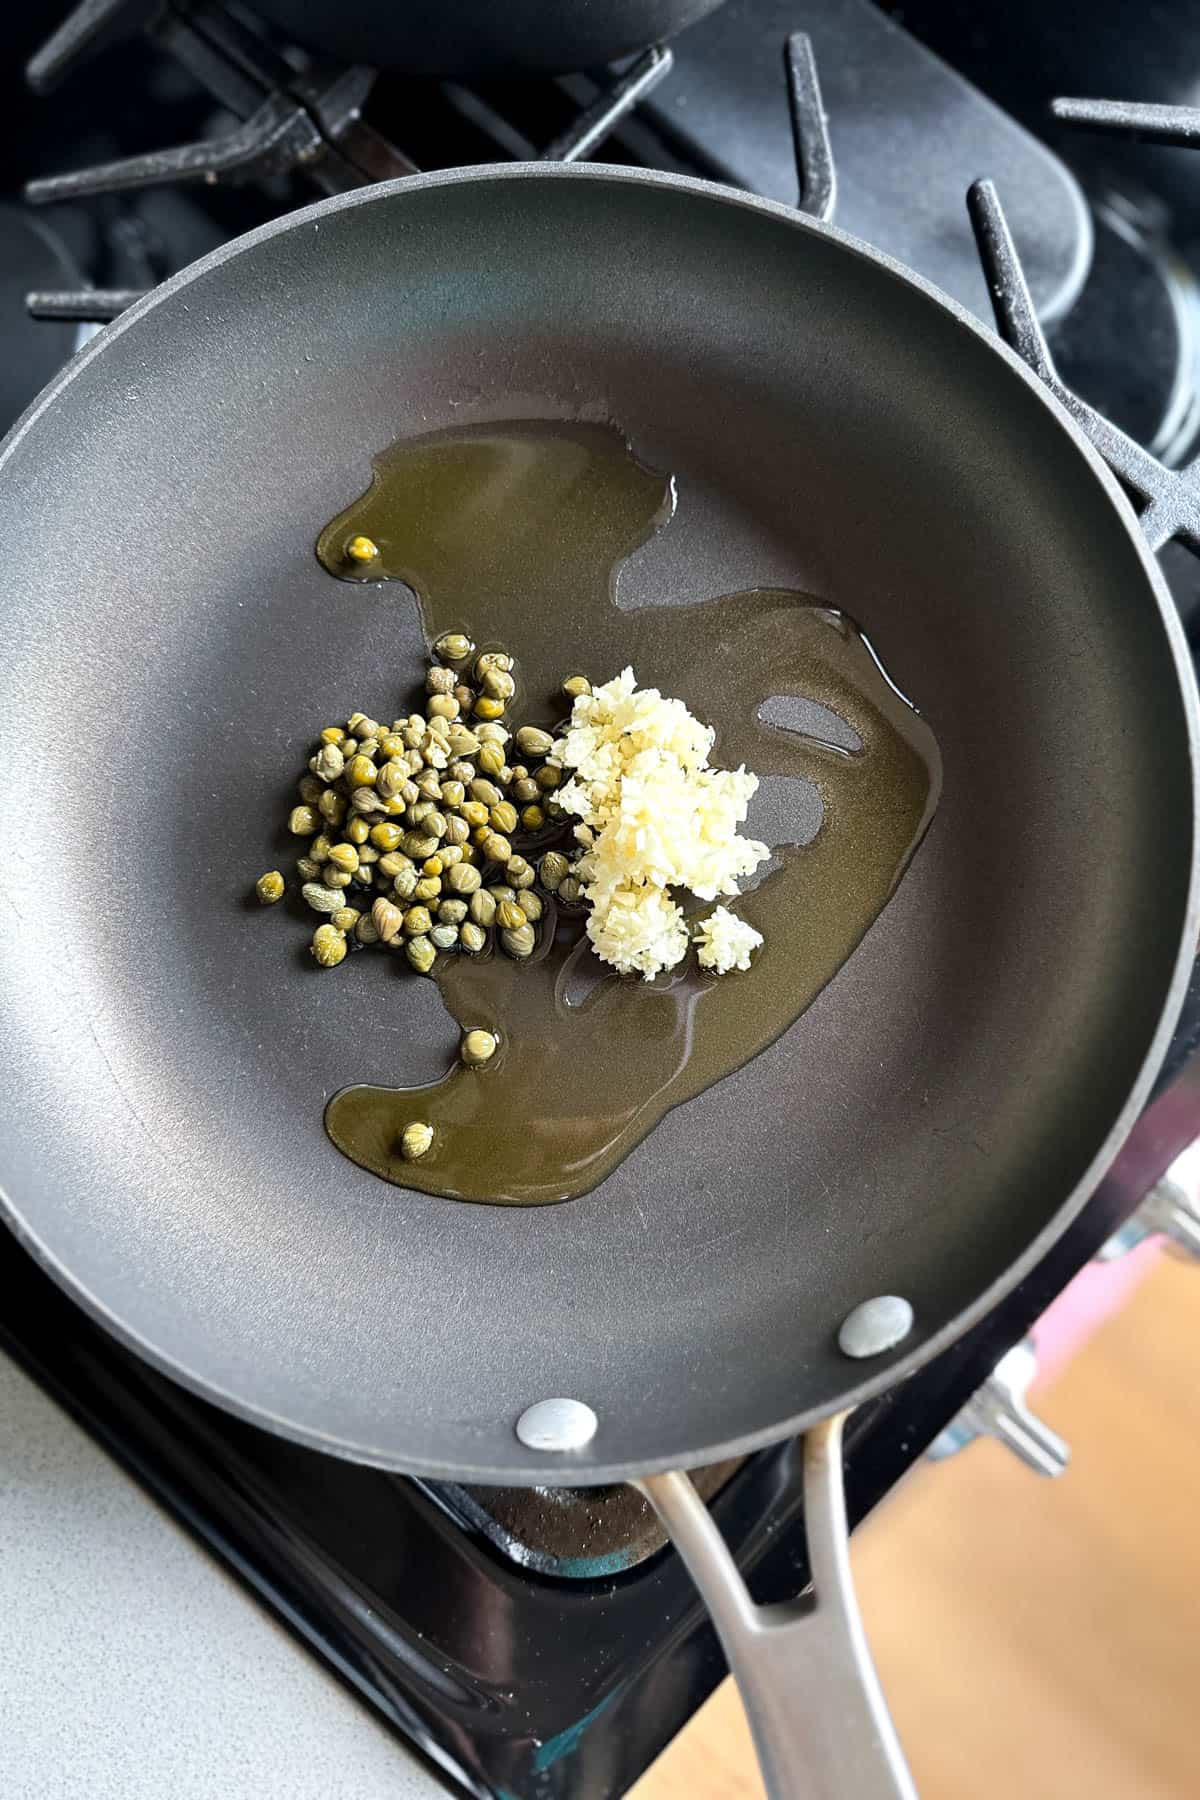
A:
254,631,592,976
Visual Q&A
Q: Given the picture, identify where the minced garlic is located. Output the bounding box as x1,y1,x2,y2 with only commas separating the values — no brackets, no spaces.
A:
551,667,768,980
693,905,764,974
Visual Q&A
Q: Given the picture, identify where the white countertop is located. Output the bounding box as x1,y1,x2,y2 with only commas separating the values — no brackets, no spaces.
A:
0,1355,445,1799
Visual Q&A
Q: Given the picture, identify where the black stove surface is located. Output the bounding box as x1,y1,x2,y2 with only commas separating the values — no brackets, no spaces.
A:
5,5,1200,1796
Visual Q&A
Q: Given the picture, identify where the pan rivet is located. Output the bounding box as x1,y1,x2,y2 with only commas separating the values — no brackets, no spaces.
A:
515,1397,598,1452
837,1295,914,1359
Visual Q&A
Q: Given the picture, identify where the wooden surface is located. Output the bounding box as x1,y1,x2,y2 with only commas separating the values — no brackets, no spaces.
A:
633,1253,1200,1800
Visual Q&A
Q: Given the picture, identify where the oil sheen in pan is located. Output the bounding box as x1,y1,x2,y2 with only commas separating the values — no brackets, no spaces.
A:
315,421,941,1206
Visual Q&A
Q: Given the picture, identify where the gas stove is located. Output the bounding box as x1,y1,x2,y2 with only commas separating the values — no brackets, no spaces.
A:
5,5,1200,1796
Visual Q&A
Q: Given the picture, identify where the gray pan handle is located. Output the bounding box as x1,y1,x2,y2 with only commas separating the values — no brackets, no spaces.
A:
638,1414,916,1800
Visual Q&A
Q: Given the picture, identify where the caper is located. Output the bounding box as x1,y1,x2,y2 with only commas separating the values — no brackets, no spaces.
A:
480,668,516,702
434,632,474,664
453,684,475,712
430,924,459,951
302,881,345,914
558,875,584,906
538,850,569,891
401,1120,434,1161
562,675,591,701
427,693,459,722
358,842,380,864
320,726,343,746
506,855,534,888
495,899,527,930
468,890,496,928
474,651,513,682
460,921,487,954
312,743,345,782
343,815,368,846
481,831,512,864
311,923,347,967
487,801,517,837
401,720,424,750
311,833,333,862
466,777,499,808
319,789,348,828
446,724,479,758
515,725,554,759
476,742,505,779
326,842,359,874
377,851,412,880
348,713,381,739
488,884,516,904
446,862,481,896
460,1027,499,1067
519,891,544,923
473,695,506,721
378,732,406,760
349,786,386,815
355,913,381,946
256,870,285,904
426,666,458,696
414,876,442,904
519,803,546,832
443,815,470,846
288,805,319,836
392,865,419,901
331,906,360,932
500,924,536,959
297,773,324,804
438,844,464,867
438,898,468,925
535,764,562,792
440,779,465,811
401,832,439,860
475,722,509,745
422,855,444,877
296,855,321,881
413,770,441,803
512,777,539,804
375,762,406,801
403,905,432,937
344,753,377,789
406,935,436,974
369,821,402,852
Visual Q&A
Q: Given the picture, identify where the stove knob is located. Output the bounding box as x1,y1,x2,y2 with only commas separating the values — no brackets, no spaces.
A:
1096,1152,1200,1262
926,1339,1070,1477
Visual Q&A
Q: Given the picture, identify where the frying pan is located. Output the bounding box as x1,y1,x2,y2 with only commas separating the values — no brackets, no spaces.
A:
1,57,1197,1800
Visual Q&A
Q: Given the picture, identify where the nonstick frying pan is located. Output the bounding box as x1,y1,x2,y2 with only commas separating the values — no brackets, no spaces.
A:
1,104,1197,1800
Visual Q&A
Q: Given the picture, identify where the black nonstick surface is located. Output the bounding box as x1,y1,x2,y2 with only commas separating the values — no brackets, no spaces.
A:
0,166,1195,1483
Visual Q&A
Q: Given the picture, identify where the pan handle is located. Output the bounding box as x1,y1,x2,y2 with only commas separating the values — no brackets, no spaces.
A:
638,1414,916,1800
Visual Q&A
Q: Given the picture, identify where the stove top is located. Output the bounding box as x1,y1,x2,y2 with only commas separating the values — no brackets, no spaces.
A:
5,4,1200,1795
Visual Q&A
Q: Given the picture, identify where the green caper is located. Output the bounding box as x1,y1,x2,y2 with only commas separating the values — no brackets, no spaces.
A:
426,666,458,696
349,786,386,815
376,761,408,800
500,924,536,959
414,768,443,800
377,851,411,880
400,1120,434,1161
438,898,468,925
453,685,475,712
468,890,496,928
425,811,447,840
467,777,501,808
295,855,322,881
506,855,534,888
406,935,436,974
446,863,481,895
288,805,319,835
441,779,466,810
443,814,470,846
378,732,406,760
459,800,489,829
344,815,370,846
480,668,516,702
311,923,347,967
520,804,546,832
519,891,544,923
438,844,464,867
302,881,345,914
401,831,439,860
414,876,442,904
474,649,513,680
515,725,554,759
562,675,591,701
318,788,348,827
473,695,506,721
323,866,353,890
326,842,359,874
297,773,325,804
347,713,381,740
475,722,509,746
427,693,459,721
434,631,474,664
459,921,487,954
539,853,569,891
460,1027,499,1067
312,743,345,782
535,764,562,792
495,899,527,930
481,832,512,864
558,875,584,906
512,777,539,804
476,742,505,779
489,801,518,836
446,724,479,758
355,913,381,945
392,865,419,900
357,843,380,865
403,905,433,937
487,884,517,904
255,870,285,904
430,924,459,951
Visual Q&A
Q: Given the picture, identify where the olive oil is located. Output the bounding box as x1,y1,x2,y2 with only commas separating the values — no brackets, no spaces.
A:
317,422,941,1205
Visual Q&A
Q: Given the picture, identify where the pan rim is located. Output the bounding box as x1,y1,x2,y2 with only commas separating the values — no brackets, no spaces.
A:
1,160,1198,1485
